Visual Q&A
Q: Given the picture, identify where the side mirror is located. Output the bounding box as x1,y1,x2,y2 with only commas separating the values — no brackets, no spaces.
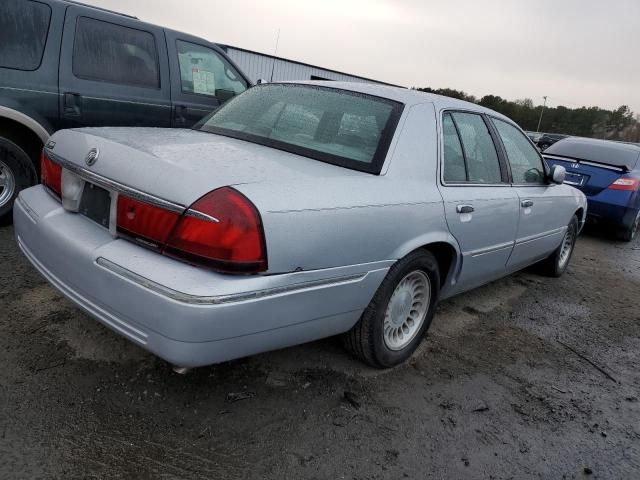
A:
549,164,566,184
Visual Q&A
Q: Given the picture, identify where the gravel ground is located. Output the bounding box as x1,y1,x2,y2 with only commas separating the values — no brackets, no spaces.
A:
1,224,639,479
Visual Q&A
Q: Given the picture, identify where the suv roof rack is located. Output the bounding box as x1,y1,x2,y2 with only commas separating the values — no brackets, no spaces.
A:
63,0,139,19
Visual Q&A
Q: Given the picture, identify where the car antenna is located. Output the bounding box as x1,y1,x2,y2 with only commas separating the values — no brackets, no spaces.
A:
269,28,281,82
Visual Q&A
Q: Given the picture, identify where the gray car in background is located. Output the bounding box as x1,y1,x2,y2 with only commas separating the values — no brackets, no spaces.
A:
14,82,586,369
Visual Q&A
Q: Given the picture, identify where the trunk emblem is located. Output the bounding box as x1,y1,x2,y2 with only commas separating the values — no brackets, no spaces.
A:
85,148,100,166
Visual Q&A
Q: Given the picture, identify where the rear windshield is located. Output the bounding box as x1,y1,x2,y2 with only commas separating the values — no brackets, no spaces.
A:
546,139,640,170
198,84,404,174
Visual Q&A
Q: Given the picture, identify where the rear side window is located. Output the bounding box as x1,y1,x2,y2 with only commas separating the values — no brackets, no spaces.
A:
0,1,51,71
444,112,502,184
73,17,160,88
492,118,545,183
176,40,247,102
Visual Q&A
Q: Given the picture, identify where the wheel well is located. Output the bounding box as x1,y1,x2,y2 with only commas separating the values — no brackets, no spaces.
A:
0,117,44,173
575,207,585,222
419,242,457,288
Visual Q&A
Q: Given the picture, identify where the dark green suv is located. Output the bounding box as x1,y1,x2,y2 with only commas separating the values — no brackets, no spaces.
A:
0,0,251,224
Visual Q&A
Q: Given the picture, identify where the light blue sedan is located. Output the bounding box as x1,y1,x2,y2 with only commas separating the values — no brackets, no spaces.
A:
14,82,586,369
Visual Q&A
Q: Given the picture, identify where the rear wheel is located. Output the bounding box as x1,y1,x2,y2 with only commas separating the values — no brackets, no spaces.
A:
343,250,440,368
539,142,551,151
538,215,579,277
0,137,37,225
619,210,640,242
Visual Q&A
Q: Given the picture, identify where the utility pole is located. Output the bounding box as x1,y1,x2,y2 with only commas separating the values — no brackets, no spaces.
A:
536,96,548,133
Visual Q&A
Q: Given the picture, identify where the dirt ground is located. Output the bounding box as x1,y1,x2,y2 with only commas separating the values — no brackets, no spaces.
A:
1,223,639,479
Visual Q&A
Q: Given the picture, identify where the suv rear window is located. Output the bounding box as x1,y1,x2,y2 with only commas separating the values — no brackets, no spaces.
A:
198,84,403,174
73,17,160,89
0,1,51,71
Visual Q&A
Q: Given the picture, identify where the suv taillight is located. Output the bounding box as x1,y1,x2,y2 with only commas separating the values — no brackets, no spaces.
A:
40,150,62,197
165,187,267,273
608,176,640,191
116,187,267,273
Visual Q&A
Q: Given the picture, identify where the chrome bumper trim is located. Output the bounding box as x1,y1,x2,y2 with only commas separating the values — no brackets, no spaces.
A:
95,257,368,305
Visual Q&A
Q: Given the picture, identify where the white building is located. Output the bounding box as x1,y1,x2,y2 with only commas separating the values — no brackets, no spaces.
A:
218,44,401,87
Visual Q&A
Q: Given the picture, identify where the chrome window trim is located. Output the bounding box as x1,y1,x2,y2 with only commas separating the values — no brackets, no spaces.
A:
46,150,185,213
95,257,368,305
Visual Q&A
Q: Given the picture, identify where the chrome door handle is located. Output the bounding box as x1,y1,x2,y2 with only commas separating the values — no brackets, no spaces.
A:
521,200,534,208
456,204,474,214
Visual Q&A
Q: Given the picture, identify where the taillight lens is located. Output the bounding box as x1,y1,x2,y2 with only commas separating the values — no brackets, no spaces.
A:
165,187,267,273
116,195,180,248
608,177,640,191
40,150,62,197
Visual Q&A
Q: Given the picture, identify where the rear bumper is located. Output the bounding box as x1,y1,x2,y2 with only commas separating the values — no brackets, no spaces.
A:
14,186,388,367
586,197,638,231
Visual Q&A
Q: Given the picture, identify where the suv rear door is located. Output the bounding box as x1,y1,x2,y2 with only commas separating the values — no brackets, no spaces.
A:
58,6,171,129
164,31,250,128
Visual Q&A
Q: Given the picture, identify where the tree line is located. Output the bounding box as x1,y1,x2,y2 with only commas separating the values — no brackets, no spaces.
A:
415,87,640,143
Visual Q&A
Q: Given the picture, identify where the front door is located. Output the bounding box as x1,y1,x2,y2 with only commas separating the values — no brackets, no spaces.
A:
58,7,171,129
489,117,573,270
438,111,519,294
165,33,249,128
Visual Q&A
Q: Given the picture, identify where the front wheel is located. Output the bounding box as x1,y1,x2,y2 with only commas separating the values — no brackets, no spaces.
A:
538,215,579,277
343,250,440,368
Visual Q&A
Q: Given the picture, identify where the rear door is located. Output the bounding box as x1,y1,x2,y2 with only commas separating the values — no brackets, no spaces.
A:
489,118,574,270
164,31,249,128
438,111,519,293
58,6,171,128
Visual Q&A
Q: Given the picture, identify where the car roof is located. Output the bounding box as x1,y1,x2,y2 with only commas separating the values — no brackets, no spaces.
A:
544,137,640,170
276,81,514,123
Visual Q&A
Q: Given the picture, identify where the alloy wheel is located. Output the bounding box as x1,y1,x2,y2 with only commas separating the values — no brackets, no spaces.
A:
383,270,431,351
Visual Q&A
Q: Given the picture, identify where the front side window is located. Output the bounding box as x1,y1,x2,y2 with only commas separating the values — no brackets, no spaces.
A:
73,17,160,88
492,118,545,183
198,84,403,173
176,41,247,102
446,112,502,183
0,1,51,71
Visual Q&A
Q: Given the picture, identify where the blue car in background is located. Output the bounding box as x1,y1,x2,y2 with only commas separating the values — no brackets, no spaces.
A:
544,137,640,241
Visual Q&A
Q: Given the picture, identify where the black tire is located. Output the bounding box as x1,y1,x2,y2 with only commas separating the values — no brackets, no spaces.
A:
539,143,551,151
538,215,579,277
343,250,440,368
618,210,640,242
0,137,37,226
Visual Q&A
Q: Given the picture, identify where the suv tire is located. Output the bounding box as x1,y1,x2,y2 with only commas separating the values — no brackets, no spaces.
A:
0,137,37,226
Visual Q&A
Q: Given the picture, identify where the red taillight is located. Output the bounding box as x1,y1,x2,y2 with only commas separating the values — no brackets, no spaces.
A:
165,187,267,273
116,195,180,248
40,150,62,197
608,177,640,191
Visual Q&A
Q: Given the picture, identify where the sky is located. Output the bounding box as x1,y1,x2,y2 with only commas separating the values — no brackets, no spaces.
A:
83,0,640,114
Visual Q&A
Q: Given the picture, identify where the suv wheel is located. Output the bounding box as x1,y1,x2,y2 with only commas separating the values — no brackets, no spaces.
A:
0,137,37,225
343,250,440,368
